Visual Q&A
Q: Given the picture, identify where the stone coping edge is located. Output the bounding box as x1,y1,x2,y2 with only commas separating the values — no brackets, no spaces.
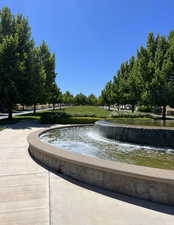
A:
95,120,174,130
95,120,174,148
27,125,174,205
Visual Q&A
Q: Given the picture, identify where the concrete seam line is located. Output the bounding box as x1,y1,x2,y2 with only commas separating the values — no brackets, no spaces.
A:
48,172,52,225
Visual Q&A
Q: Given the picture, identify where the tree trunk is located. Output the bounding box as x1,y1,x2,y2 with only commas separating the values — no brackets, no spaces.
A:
108,105,111,111
132,104,135,113
22,105,25,111
53,103,55,110
8,109,13,120
162,105,166,120
33,103,36,114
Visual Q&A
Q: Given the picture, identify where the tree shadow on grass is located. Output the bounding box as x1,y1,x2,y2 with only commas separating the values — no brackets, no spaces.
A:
29,150,174,216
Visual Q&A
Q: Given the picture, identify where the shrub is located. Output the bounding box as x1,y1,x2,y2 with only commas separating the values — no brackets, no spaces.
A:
111,112,154,119
40,112,70,123
138,105,153,112
70,114,96,117
152,106,162,114
40,112,101,124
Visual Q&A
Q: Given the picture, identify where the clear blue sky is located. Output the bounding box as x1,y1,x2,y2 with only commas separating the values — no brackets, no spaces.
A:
1,0,174,96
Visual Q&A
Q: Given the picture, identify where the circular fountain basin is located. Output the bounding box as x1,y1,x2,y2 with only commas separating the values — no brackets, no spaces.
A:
40,125,174,170
28,125,174,205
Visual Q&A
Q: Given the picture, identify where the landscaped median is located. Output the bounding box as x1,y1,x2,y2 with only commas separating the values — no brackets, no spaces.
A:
39,106,157,124
28,125,174,206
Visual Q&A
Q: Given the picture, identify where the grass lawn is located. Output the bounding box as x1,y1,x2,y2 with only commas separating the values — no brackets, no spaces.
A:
0,106,157,127
55,106,112,117
15,115,40,120
55,106,156,119
40,106,156,124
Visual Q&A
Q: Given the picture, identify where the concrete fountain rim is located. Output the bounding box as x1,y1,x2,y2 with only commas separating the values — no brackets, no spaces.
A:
27,124,174,184
27,124,174,205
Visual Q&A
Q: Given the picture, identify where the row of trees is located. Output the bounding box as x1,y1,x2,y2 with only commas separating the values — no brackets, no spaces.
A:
0,7,61,119
62,91,99,106
101,32,174,119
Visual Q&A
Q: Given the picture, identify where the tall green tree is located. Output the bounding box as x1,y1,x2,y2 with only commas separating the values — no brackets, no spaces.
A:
0,7,15,40
112,74,124,111
74,93,88,105
115,58,140,112
101,81,114,110
88,94,98,105
0,7,58,117
148,35,170,119
39,41,57,103
0,34,20,119
104,31,174,119
19,42,57,114
63,91,74,105
26,47,46,114
14,14,35,110
49,83,62,110
0,8,33,119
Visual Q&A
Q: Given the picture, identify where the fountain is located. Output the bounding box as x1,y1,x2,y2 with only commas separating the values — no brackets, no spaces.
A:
95,120,174,148
28,121,174,205
39,125,174,169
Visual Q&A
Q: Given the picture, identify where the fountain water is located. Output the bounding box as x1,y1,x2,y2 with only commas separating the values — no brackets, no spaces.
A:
40,125,174,170
95,120,174,148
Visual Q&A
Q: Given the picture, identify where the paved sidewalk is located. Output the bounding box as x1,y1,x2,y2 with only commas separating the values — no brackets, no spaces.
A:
0,120,173,225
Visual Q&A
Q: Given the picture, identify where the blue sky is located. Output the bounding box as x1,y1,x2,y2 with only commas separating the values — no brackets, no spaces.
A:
1,0,174,96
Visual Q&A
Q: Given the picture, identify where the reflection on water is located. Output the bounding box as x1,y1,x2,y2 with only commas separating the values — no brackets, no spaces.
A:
40,126,174,170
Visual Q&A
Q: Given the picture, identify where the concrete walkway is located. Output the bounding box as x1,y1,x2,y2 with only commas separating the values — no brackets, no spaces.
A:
0,120,173,225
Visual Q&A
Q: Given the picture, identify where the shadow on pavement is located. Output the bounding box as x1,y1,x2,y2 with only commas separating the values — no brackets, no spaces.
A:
29,150,174,216
1,119,52,130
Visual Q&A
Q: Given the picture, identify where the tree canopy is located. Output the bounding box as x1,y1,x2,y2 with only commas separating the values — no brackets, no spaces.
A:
101,31,174,119
0,7,59,118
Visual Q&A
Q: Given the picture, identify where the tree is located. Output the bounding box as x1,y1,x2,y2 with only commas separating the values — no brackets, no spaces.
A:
112,74,124,111
20,42,57,114
88,94,98,105
138,35,171,119
0,34,20,119
153,34,174,119
101,81,114,110
74,93,88,105
114,59,138,112
63,91,74,105
0,7,59,118
0,8,33,119
0,7,15,41
39,41,57,103
14,14,35,110
97,95,103,106
49,83,62,110
104,31,174,119
26,47,47,114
